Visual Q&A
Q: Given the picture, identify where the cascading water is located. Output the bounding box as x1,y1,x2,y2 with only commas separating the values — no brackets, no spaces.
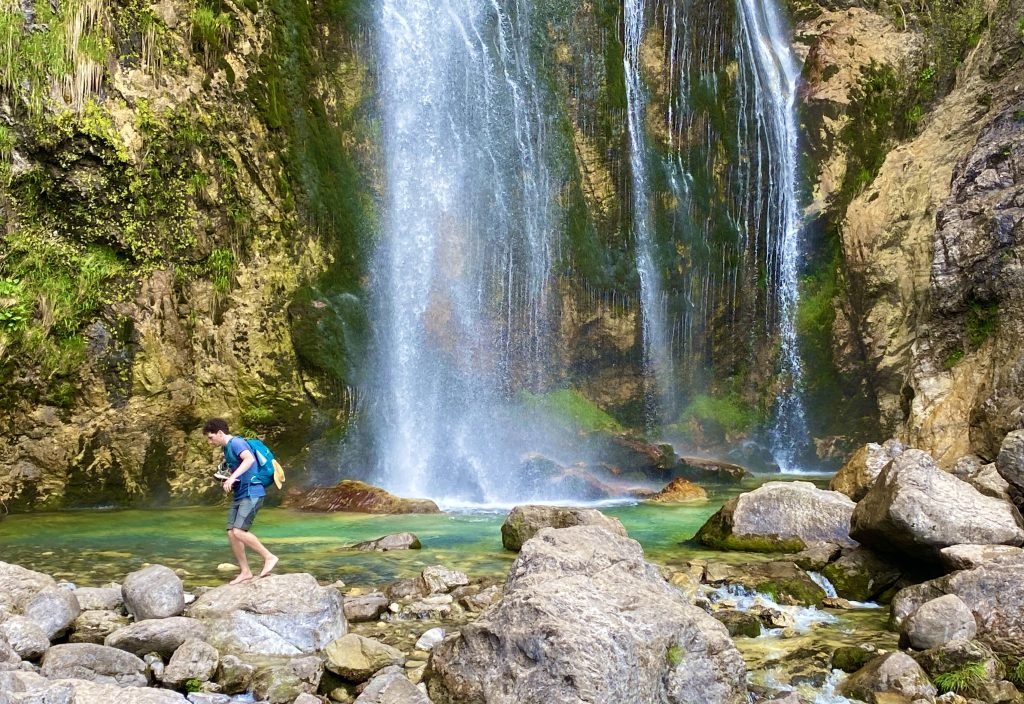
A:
371,0,562,504
734,0,810,470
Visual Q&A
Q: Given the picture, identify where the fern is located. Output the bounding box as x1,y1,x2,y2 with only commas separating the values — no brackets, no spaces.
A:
933,661,987,694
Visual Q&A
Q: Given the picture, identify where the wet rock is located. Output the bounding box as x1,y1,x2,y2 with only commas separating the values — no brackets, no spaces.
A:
940,544,1024,571
344,594,390,623
913,639,1004,682
711,562,826,606
104,616,207,658
385,579,425,601
820,547,902,602
23,586,80,640
161,638,220,688
418,566,468,595
712,610,761,638
838,652,937,703
676,456,751,484
352,533,422,551
829,439,907,501
186,573,346,657
123,565,186,621
355,667,431,704
215,653,255,695
902,594,977,650
648,478,708,503
851,450,1024,560
285,480,440,514
0,616,50,660
457,585,501,613
251,655,324,704
789,543,842,572
73,587,124,612
414,628,444,651
426,526,747,704
695,482,856,552
69,610,131,645
500,504,627,552
831,645,876,673
325,633,405,683
40,643,149,687
0,562,56,613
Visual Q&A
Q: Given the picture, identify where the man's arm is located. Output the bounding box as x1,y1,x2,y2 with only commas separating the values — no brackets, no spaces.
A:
223,450,255,493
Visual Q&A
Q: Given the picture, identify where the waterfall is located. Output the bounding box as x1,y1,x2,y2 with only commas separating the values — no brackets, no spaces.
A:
371,0,560,503
734,0,810,470
624,0,675,429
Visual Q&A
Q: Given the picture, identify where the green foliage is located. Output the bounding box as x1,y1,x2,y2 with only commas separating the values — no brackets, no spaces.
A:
679,392,759,437
191,5,232,68
0,124,13,160
0,279,31,332
520,388,623,433
965,301,998,347
666,644,683,667
1010,658,1024,686
184,678,203,693
944,350,964,370
208,247,235,294
932,661,987,695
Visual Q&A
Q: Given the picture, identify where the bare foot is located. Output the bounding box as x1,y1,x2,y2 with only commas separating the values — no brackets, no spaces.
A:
228,573,254,585
259,555,279,578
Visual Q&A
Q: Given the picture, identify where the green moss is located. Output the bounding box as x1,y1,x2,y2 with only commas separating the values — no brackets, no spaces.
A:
832,646,874,674
965,301,998,347
666,644,683,667
694,506,807,553
520,389,623,433
678,392,759,437
753,576,826,606
1010,658,1024,686
208,247,235,294
944,350,964,370
933,661,987,695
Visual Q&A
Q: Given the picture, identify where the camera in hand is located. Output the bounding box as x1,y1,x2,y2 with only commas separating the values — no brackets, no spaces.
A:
213,461,231,481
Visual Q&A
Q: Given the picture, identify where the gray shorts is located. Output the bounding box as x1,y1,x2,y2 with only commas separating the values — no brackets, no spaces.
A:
226,496,264,531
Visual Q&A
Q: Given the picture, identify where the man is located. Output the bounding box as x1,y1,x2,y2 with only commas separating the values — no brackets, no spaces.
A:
203,418,278,584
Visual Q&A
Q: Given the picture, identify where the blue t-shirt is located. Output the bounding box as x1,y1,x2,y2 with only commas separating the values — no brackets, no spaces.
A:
225,437,267,501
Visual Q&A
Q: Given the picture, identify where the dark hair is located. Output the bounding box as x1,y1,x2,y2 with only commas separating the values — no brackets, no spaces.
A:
203,418,230,435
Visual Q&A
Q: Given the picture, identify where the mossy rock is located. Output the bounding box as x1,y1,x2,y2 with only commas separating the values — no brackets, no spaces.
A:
713,609,761,638
832,646,875,674
821,548,902,603
694,500,807,553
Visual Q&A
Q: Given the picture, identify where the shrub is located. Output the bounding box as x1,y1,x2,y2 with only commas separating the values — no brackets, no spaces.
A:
933,661,987,694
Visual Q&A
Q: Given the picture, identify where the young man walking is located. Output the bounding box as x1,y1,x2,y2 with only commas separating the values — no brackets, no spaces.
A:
203,418,279,584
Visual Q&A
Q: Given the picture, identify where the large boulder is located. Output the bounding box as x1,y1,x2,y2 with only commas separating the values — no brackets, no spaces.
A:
829,439,907,501
996,429,1024,494
695,482,856,552
851,449,1024,560
838,652,937,702
23,586,80,640
0,616,50,660
703,561,827,606
418,566,469,595
355,667,432,704
72,587,123,612
901,594,977,650
285,480,440,514
324,633,405,683
69,610,131,645
104,616,207,658
940,544,1024,571
0,563,56,613
913,639,1005,683
186,573,345,656
820,547,902,602
3,678,187,703
122,565,185,621
426,526,747,704
160,638,220,688
39,643,148,687
251,655,324,704
500,505,628,552
952,456,1012,500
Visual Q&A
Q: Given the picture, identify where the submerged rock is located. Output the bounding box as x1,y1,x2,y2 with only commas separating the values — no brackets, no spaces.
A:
500,504,627,552
426,525,747,704
285,480,441,514
695,482,856,552
352,533,422,552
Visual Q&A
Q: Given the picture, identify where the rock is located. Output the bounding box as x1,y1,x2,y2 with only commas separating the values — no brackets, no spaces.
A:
355,668,431,704
953,457,1013,500
0,635,21,667
161,638,220,688
890,582,950,630
352,533,422,551
417,566,468,595
344,594,390,623
902,594,978,650
648,478,708,503
789,543,842,572
710,561,827,606
186,573,346,657
40,643,149,687
829,439,907,501
712,610,761,638
285,480,441,514
832,646,876,673
69,610,131,645
122,565,186,621
820,548,902,602
23,586,81,640
851,449,1024,560
215,654,255,695
73,587,124,612
457,585,501,613
996,430,1024,495
385,579,425,601
251,655,324,704
838,652,938,703
293,694,324,704
500,505,628,552
8,679,188,703
426,526,747,703
0,562,56,613
401,595,453,620
325,633,405,683
104,616,207,658
913,639,1004,682
677,456,751,484
940,544,1024,571
695,482,856,552
822,597,854,609
414,628,444,651
0,616,50,660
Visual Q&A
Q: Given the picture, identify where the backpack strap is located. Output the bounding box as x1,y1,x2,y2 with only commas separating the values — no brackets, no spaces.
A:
224,437,254,469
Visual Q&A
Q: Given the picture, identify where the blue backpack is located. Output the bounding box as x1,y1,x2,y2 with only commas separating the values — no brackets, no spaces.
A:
226,437,281,488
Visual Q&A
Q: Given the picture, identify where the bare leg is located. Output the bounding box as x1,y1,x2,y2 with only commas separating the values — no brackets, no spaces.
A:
233,530,278,577
227,529,254,584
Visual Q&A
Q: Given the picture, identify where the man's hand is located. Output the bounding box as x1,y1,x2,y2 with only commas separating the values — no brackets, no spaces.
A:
222,477,236,493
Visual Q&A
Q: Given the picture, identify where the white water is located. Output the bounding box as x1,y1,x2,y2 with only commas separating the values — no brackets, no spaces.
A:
372,0,562,502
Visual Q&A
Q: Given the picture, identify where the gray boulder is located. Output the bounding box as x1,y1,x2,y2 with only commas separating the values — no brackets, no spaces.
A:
73,587,123,612
695,481,856,552
829,439,907,501
838,652,937,702
940,544,1024,571
161,638,219,688
500,505,627,552
251,655,323,704
343,594,390,623
418,566,468,595
324,633,405,683
69,610,130,645
996,429,1024,493
0,635,20,667
901,594,977,650
914,639,1004,682
0,616,50,660
426,525,747,704
952,456,1012,500
9,678,187,703
186,573,345,657
104,616,207,658
356,668,431,704
122,565,185,621
352,533,422,551
0,563,56,613
851,449,1024,560
40,643,149,687
215,654,255,695
23,587,80,640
